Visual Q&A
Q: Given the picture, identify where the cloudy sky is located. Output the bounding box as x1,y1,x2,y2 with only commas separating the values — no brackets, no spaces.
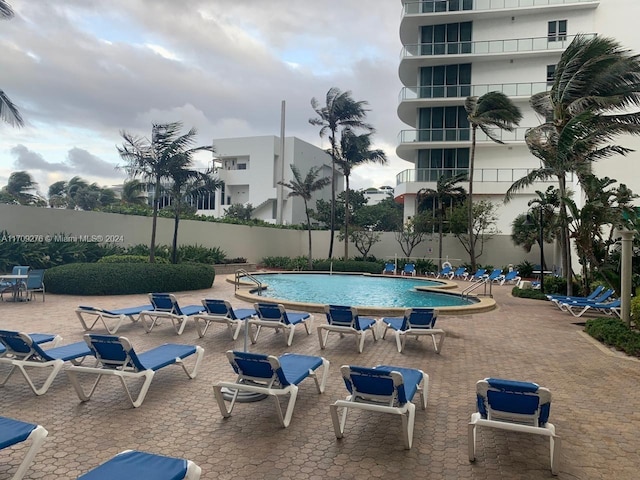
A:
0,0,411,198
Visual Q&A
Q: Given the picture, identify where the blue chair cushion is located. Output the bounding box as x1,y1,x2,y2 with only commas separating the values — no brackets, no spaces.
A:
376,365,423,404
277,353,323,386
382,317,404,331
0,416,37,449
78,450,188,480
233,308,256,320
42,341,93,362
178,305,206,316
136,344,198,371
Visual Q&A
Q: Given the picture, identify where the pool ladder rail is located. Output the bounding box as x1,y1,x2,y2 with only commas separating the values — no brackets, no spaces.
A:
461,277,493,299
235,269,264,295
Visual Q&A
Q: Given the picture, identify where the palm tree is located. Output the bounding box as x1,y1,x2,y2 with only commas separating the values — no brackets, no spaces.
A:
165,160,222,264
0,1,23,128
465,92,522,270
120,179,148,205
335,130,386,260
309,87,372,259
416,173,467,268
1,171,44,205
278,165,331,269
506,34,640,294
118,122,212,263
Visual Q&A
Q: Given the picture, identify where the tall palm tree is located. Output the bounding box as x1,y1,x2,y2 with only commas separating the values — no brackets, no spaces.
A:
506,34,640,294
165,159,222,264
0,0,23,127
309,87,372,259
2,171,44,205
417,173,467,268
278,165,331,269
118,122,212,262
465,92,522,271
120,179,148,205
335,130,387,260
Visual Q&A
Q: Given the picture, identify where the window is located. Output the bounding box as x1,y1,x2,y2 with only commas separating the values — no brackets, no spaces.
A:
417,148,470,181
548,20,567,42
419,64,471,98
420,22,472,55
546,64,556,85
418,107,470,142
423,0,473,13
237,163,247,170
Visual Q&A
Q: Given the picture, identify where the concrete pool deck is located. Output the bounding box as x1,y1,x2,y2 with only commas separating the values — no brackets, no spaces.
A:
0,277,638,479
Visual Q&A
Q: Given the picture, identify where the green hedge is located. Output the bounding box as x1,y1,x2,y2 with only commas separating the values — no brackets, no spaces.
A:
97,255,170,264
511,287,548,300
312,259,384,274
584,317,640,358
45,263,215,295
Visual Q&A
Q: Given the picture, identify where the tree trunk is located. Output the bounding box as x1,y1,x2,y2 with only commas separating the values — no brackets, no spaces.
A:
344,176,350,260
149,176,160,263
305,200,313,270
171,204,180,264
438,199,444,268
558,176,573,296
468,126,477,271
328,140,336,259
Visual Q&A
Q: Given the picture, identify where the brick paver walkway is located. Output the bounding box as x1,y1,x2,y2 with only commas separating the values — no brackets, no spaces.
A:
1,278,638,479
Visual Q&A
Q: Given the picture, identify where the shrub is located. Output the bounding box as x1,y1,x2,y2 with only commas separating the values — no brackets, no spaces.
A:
178,245,226,264
584,317,640,358
45,263,215,295
97,255,169,264
631,296,640,323
511,286,548,300
515,260,535,278
311,259,384,274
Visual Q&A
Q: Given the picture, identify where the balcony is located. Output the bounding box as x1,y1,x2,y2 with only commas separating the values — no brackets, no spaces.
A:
398,127,529,143
403,0,599,15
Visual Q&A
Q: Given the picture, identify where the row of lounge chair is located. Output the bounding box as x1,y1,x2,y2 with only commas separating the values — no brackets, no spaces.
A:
429,266,521,285
547,286,622,318
382,262,417,276
76,295,446,353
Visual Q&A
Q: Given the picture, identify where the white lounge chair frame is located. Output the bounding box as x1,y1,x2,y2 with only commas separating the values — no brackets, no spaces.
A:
330,365,428,449
469,378,560,475
75,305,149,334
382,308,446,353
249,303,313,347
138,293,203,335
66,335,204,408
0,417,48,480
318,305,378,353
213,351,329,428
192,299,254,339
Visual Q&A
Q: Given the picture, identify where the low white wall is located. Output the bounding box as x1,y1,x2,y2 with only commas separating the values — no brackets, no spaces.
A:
0,204,549,269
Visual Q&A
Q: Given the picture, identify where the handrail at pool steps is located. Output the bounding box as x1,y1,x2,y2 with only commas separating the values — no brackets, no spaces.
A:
235,269,263,295
461,277,493,299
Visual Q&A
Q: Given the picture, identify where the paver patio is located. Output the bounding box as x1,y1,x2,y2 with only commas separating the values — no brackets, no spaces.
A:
1,277,638,479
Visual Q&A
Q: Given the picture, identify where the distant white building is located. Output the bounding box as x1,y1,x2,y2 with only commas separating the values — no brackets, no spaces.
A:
210,136,341,225
362,186,394,205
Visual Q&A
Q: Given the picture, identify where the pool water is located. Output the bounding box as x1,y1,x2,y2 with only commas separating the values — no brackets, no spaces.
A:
254,273,476,308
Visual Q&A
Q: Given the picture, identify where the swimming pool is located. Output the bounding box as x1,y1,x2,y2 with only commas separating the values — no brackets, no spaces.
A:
247,273,478,309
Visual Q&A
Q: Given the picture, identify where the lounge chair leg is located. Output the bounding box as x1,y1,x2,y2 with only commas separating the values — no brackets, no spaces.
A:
357,332,366,353
280,385,299,428
329,402,348,439
231,322,243,340
402,403,416,449
212,384,235,418
250,325,261,344
433,332,446,354
12,425,48,480
394,331,403,353
550,433,560,475
468,422,477,462
12,360,65,396
286,326,295,347
317,327,329,349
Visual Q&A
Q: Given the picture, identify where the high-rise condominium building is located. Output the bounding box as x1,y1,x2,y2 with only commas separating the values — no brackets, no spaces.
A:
396,0,638,233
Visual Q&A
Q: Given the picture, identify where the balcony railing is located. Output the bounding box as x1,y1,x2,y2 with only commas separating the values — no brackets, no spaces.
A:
399,82,548,101
398,127,529,143
403,0,598,15
396,167,572,185
401,33,594,58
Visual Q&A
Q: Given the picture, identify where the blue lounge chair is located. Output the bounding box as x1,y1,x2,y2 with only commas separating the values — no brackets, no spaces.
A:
496,270,521,286
467,268,487,282
66,334,204,408
382,308,446,353
22,269,45,302
318,305,378,353
401,263,417,276
78,450,201,480
0,416,48,480
485,269,503,282
249,302,313,346
548,285,605,309
330,364,429,449
0,330,92,395
138,293,206,335
564,298,621,318
0,332,60,356
382,262,396,275
558,289,614,312
213,350,329,428
193,299,256,339
450,266,467,280
76,303,153,334
469,378,560,475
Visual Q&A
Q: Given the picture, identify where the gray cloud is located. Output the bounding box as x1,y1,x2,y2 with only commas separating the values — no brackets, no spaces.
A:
11,144,71,172
67,148,119,178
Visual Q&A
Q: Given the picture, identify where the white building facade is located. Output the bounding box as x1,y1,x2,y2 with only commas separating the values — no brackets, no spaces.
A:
396,0,639,234
210,136,340,225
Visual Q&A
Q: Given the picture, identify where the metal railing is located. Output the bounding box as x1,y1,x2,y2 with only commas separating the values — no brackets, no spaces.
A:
395,168,574,184
401,33,595,58
461,276,493,298
398,127,529,143
399,82,548,102
403,0,599,16
235,269,263,295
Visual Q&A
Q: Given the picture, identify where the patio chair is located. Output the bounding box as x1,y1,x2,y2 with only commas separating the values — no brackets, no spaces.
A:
485,269,503,283
469,378,560,475
563,298,621,318
450,266,468,280
557,289,614,312
0,330,92,395
382,262,396,275
66,334,204,408
0,416,48,480
330,364,428,449
547,285,605,309
249,302,313,347
401,263,417,276
318,305,378,353
138,293,206,335
381,308,446,353
496,270,521,286
192,299,256,339
0,332,61,357
75,303,153,334
0,265,30,301
20,269,45,301
213,350,329,428
78,450,201,480
467,268,487,282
